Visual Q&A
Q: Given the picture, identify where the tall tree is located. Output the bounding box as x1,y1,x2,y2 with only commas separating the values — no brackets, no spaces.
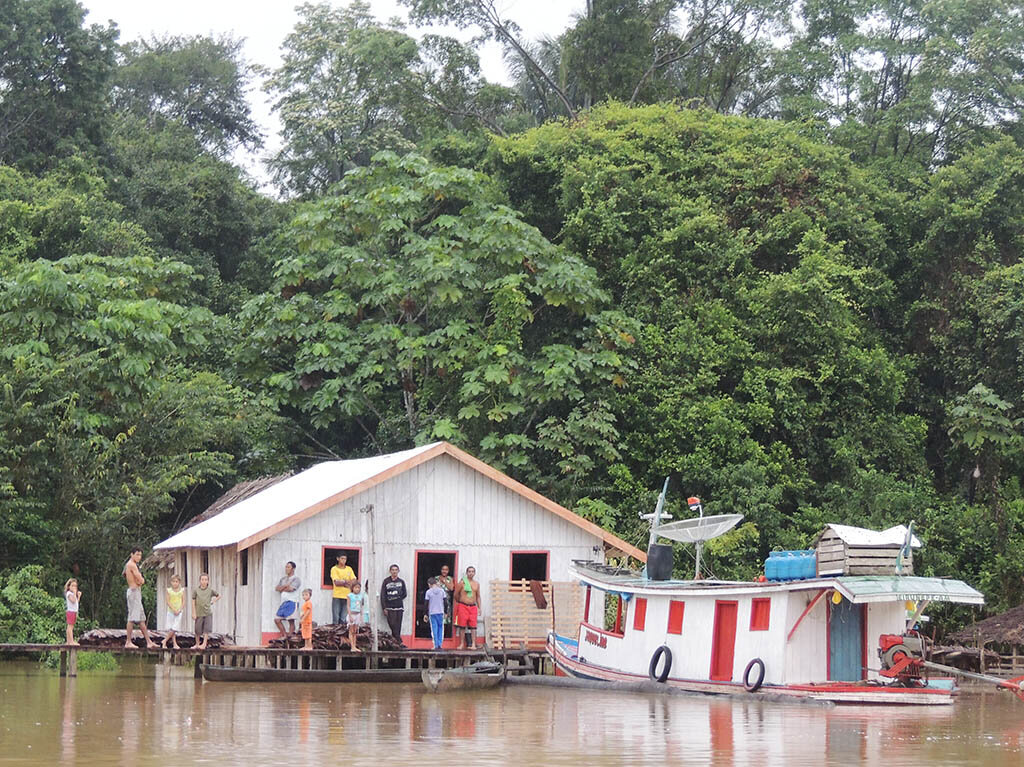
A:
236,151,635,495
113,34,264,156
265,1,426,196
0,0,118,170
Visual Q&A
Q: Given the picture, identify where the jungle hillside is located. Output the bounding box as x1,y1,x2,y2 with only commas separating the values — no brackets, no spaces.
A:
2,0,1024,637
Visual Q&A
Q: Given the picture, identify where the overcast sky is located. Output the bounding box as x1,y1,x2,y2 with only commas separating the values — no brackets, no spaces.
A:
81,0,580,187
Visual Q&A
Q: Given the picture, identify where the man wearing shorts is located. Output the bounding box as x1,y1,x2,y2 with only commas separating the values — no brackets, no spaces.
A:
274,561,301,637
453,566,481,648
191,573,219,650
123,547,158,649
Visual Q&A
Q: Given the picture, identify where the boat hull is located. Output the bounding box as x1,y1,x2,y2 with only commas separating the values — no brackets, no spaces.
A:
201,665,421,683
421,666,505,693
546,634,954,705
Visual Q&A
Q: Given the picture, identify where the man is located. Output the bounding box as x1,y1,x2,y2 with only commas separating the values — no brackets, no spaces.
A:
330,553,356,625
123,547,158,649
274,561,301,638
380,563,407,641
191,572,220,650
453,566,481,649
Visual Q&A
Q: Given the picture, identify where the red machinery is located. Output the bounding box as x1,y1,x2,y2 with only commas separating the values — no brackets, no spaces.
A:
878,632,1024,701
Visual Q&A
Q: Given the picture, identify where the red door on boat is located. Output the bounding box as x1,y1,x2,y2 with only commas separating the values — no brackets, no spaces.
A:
709,600,738,681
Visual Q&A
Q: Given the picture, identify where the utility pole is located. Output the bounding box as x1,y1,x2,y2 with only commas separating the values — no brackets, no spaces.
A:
360,503,378,652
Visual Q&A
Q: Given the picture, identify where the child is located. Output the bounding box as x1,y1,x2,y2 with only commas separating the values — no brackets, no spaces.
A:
300,588,314,650
163,574,185,649
191,573,220,651
64,578,81,645
423,576,446,650
347,581,366,652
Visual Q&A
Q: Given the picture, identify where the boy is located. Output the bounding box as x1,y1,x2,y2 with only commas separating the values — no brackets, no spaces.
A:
300,588,314,650
191,573,220,650
423,577,446,650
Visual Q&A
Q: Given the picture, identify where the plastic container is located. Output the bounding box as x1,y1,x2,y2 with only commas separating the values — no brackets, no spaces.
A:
764,550,816,581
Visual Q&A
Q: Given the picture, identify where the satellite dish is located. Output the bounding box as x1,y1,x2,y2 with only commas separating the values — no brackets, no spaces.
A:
656,513,744,544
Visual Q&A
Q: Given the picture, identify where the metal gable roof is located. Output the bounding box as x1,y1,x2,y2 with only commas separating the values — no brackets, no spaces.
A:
153,442,646,561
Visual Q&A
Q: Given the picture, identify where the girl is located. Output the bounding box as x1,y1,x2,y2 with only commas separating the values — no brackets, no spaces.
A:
347,581,366,652
163,573,185,649
64,579,81,645
300,588,314,650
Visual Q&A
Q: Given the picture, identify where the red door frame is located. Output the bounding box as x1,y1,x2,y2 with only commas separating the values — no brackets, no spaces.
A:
411,549,458,649
709,600,739,681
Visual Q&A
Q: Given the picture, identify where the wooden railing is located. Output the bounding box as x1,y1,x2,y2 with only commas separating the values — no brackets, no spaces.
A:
488,580,582,650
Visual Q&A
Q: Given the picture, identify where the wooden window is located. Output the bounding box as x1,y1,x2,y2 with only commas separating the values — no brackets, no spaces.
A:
201,549,209,575
750,598,771,631
632,597,648,632
240,548,249,586
667,600,685,634
181,552,188,587
321,546,361,589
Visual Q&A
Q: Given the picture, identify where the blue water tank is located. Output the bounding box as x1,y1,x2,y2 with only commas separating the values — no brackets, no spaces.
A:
764,550,817,581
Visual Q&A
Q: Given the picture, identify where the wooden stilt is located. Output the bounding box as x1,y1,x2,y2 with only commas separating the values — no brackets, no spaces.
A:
68,649,77,677
59,650,67,677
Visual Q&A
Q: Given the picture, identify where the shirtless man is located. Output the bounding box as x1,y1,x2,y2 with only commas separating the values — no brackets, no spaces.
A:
124,547,158,649
453,566,482,648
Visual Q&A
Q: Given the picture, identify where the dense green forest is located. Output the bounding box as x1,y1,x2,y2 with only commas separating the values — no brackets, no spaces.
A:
2,0,1024,638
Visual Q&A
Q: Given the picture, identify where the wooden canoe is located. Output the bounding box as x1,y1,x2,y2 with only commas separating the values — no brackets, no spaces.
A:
421,662,505,693
201,665,421,683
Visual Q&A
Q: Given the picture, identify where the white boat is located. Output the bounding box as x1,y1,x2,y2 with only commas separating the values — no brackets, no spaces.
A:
547,492,998,705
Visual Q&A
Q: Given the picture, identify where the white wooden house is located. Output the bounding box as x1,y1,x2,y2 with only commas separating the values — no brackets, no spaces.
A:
151,441,645,646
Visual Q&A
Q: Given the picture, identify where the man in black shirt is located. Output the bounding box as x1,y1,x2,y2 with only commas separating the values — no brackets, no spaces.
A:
380,564,407,642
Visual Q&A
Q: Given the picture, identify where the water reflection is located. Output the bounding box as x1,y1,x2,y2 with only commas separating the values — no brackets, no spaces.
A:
0,664,1020,766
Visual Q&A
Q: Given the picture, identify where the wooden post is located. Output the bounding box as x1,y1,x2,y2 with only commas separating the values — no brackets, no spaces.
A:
360,503,378,653
59,650,67,677
68,649,77,677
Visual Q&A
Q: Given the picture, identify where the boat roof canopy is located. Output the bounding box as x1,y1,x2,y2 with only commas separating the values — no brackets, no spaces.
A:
833,576,984,605
569,562,984,605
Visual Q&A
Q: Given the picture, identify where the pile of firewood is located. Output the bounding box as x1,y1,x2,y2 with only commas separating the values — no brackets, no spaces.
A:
79,628,228,649
268,624,404,651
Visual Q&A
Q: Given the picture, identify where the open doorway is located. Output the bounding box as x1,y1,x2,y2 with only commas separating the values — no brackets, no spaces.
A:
413,551,457,640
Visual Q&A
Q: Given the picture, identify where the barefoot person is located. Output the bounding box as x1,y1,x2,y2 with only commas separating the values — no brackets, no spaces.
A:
274,561,301,638
453,566,481,648
192,573,220,650
162,573,185,649
64,578,81,645
124,547,158,649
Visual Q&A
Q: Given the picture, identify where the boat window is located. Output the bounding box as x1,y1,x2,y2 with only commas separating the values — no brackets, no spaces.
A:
633,597,647,632
667,600,685,634
604,594,624,635
750,598,771,631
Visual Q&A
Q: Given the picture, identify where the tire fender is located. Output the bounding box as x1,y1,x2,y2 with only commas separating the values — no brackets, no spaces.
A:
649,645,672,683
743,658,765,692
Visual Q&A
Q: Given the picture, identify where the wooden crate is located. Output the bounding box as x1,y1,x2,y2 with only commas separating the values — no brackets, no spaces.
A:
816,529,913,576
488,580,582,650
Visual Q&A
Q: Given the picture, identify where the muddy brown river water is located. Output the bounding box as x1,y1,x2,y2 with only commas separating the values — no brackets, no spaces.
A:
0,662,1021,765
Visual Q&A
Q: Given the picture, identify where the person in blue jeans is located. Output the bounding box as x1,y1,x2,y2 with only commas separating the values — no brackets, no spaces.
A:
423,577,446,649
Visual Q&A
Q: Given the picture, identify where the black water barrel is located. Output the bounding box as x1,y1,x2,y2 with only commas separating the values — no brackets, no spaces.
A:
647,543,674,580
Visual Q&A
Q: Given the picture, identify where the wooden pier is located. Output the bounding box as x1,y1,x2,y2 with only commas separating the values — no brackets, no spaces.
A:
0,643,545,679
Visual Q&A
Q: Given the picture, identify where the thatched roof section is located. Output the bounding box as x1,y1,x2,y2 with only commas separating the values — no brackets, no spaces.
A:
949,604,1024,646
144,473,292,568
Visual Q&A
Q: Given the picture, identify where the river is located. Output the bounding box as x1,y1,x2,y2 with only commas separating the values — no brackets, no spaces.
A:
0,662,1020,765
